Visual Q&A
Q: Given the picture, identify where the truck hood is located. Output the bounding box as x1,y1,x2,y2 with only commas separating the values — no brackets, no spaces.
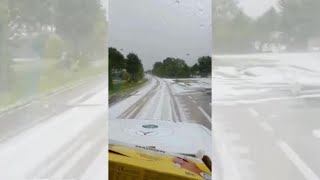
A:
109,119,212,159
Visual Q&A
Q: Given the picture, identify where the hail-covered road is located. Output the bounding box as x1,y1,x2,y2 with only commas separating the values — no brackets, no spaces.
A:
109,76,212,130
0,74,108,180
213,53,320,180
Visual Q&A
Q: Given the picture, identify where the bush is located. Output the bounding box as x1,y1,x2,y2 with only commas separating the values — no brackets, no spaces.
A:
122,71,130,81
44,34,65,59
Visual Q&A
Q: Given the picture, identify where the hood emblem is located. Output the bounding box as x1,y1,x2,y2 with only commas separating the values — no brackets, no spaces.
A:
142,124,159,129
136,130,158,136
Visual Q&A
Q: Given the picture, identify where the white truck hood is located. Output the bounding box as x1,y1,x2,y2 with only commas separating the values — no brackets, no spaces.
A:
109,119,212,159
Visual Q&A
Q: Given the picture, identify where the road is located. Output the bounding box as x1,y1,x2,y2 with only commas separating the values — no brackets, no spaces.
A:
0,73,212,179
213,53,320,180
109,76,212,130
0,74,107,180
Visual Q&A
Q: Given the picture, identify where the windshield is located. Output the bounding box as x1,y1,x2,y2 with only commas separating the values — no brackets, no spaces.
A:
108,0,212,179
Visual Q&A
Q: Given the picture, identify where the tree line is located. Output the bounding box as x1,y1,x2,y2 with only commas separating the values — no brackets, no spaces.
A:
108,47,145,90
213,0,320,53
152,56,212,78
0,0,107,91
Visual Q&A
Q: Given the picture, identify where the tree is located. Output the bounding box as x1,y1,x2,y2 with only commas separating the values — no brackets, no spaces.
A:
7,0,107,59
191,63,199,77
126,53,144,82
152,62,164,77
213,0,240,20
152,57,191,78
254,7,280,50
55,0,103,58
109,47,125,70
88,8,107,59
213,0,255,53
108,47,125,89
0,0,10,92
278,0,320,50
198,56,212,77
8,0,55,39
44,34,65,59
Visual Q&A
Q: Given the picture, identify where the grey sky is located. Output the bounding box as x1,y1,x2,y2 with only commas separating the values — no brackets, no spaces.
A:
237,0,280,17
108,0,212,70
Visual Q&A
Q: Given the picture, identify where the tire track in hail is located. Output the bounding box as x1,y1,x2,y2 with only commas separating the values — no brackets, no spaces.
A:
165,81,181,122
26,116,106,179
118,78,160,119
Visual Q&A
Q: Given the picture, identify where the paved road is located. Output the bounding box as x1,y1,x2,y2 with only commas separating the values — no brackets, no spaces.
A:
110,76,212,129
214,55,320,180
0,74,107,180
0,74,211,179
175,90,212,129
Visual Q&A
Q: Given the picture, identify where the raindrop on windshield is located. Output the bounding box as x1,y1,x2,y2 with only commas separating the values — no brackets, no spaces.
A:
160,16,167,25
199,8,204,15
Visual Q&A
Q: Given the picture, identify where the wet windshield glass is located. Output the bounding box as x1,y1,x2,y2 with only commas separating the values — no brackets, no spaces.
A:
108,0,212,179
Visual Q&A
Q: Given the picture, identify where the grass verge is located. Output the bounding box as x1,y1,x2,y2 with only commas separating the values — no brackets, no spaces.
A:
109,78,148,97
0,63,107,110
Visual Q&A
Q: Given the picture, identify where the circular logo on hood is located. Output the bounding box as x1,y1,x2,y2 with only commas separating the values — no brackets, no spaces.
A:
142,124,158,129
124,124,173,137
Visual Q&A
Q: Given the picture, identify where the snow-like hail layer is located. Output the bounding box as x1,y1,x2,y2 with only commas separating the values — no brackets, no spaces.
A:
213,52,320,100
0,88,108,180
108,76,157,119
109,75,212,122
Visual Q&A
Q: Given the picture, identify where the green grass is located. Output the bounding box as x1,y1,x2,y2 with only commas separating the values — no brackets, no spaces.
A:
109,78,147,97
0,62,107,110
39,64,107,94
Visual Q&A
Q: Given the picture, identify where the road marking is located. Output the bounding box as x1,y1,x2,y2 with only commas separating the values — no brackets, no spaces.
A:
313,129,320,139
68,96,84,105
277,140,320,180
6,109,14,115
214,93,320,106
188,96,193,99
68,85,103,105
260,122,274,133
198,106,211,123
303,89,320,94
53,142,94,177
192,100,197,104
248,108,274,134
270,114,278,118
248,108,259,117
16,102,33,111
47,78,90,98
0,76,101,115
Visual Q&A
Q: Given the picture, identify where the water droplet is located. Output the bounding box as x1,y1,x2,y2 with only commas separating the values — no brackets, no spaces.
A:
199,8,204,15
160,16,167,25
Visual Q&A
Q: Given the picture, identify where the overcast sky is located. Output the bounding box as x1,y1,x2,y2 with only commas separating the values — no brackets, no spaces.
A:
108,0,212,70
104,0,279,70
237,0,280,17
